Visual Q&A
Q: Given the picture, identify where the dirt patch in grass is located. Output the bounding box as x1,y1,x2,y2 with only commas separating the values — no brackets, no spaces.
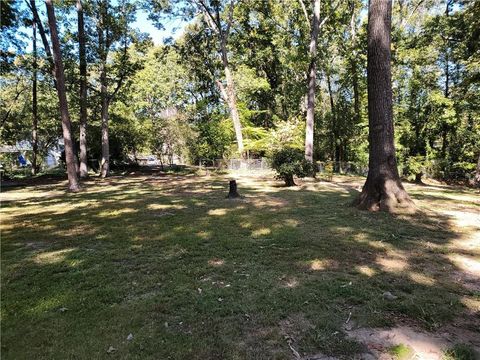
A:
346,322,480,360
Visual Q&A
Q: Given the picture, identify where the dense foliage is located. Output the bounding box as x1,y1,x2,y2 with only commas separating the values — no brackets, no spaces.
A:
0,0,478,184
271,148,315,186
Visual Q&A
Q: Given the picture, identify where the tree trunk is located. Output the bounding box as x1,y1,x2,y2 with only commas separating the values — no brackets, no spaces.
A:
414,172,424,184
352,61,360,123
226,179,241,198
350,1,361,125
29,0,57,89
45,0,80,192
220,39,244,156
304,0,320,163
444,0,451,99
77,0,88,178
285,174,296,187
326,70,338,169
100,78,110,178
98,2,110,178
31,18,39,175
354,0,413,213
475,153,480,187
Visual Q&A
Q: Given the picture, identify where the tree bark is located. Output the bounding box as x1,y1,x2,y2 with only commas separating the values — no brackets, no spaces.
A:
444,0,452,99
220,38,244,157
98,1,110,178
77,0,88,178
304,0,320,163
100,64,110,178
475,153,480,187
350,1,361,125
353,0,413,212
285,174,296,187
326,70,338,168
200,1,244,157
28,0,56,89
226,179,241,198
45,0,80,192
31,18,39,175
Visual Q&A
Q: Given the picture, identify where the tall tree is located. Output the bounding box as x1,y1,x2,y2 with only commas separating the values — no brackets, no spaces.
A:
94,0,138,177
26,0,55,84
354,0,413,212
198,0,244,156
45,0,80,191
31,16,39,175
150,0,245,156
77,0,88,178
475,153,480,187
303,0,320,163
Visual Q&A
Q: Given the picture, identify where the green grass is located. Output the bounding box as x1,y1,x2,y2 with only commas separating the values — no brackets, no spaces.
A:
443,344,479,360
388,344,415,359
1,172,479,359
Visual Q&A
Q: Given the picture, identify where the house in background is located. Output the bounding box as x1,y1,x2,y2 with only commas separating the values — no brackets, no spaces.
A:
0,139,63,170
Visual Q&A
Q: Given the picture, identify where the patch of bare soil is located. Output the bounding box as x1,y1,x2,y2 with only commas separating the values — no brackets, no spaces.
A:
345,322,480,360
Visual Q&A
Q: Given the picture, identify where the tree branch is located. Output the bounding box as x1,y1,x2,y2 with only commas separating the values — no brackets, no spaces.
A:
225,0,235,38
297,0,310,29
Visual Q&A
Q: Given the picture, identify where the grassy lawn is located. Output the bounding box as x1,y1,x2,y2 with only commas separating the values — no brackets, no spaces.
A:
1,170,479,359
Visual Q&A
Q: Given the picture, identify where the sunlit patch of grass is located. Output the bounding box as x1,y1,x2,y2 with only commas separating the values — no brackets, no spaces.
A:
408,272,436,286
388,343,415,359
33,248,76,265
251,227,271,237
460,296,480,312
356,265,376,277
1,172,479,359
97,208,138,217
207,208,229,216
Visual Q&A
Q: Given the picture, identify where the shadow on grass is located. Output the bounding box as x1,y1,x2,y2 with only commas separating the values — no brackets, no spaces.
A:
1,174,479,359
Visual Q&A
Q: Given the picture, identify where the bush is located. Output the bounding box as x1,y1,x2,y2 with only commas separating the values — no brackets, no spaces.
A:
431,160,476,183
403,155,427,183
270,148,314,186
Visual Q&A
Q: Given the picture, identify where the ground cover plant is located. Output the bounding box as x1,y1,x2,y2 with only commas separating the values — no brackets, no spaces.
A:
1,170,479,359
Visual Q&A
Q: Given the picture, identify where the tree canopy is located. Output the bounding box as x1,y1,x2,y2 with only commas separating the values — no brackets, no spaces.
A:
1,0,478,187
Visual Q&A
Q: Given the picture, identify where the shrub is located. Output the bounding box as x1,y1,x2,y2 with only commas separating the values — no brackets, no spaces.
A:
431,160,476,183
403,155,427,183
322,161,334,181
270,148,314,186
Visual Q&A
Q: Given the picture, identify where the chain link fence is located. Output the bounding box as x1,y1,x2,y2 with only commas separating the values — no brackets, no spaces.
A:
199,158,369,175
197,158,477,183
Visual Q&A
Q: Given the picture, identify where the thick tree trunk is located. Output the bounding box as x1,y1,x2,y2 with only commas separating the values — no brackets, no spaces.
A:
220,39,244,156
45,0,80,192
285,174,296,187
31,19,39,175
354,0,413,213
304,0,320,163
77,0,88,178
